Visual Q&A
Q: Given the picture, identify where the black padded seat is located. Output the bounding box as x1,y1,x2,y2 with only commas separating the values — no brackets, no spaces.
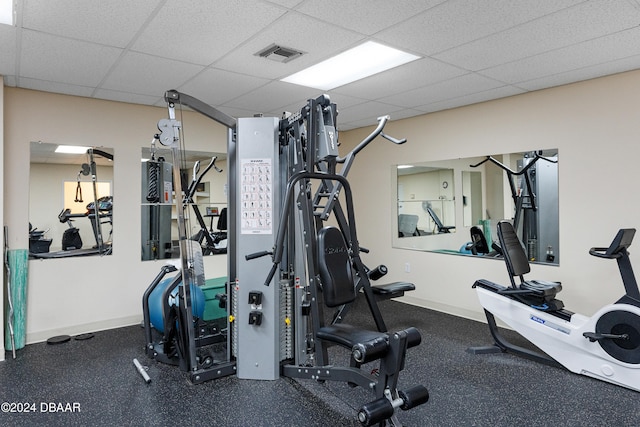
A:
317,324,386,349
494,221,565,312
520,279,562,297
316,226,391,349
372,282,415,297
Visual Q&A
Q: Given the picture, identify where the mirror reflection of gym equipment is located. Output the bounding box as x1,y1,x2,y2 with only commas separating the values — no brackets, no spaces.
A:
393,151,559,265
28,145,114,259
141,90,428,426
397,166,455,237
470,151,559,264
141,142,228,261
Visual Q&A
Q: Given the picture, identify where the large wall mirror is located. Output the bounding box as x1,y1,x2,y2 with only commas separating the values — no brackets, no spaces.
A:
29,141,114,259
141,147,227,261
397,164,456,236
393,150,559,265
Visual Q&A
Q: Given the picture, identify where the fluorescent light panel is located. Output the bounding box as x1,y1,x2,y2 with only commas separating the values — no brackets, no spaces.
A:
0,0,14,26
281,41,419,90
55,145,90,154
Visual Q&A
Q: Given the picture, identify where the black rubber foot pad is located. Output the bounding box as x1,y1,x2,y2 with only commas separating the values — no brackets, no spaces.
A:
47,335,71,345
74,333,95,341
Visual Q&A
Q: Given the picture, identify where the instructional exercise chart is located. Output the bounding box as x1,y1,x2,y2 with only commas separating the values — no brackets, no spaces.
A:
240,158,273,234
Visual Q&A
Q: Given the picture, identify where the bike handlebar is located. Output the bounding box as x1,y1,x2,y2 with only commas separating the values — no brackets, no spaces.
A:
589,247,622,259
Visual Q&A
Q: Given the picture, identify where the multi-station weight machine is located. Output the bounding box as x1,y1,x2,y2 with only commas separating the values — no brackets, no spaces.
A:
144,90,428,425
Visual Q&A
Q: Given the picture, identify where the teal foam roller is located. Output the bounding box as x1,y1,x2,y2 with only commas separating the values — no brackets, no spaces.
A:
6,249,29,350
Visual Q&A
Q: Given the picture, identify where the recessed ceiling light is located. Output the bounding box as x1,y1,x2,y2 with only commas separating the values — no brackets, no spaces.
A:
397,165,414,169
281,41,420,91
55,145,90,154
0,0,14,26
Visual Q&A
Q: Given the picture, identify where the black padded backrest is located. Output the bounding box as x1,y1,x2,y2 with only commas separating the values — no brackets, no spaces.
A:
317,226,356,307
217,207,228,231
497,221,530,278
470,226,489,254
425,206,445,229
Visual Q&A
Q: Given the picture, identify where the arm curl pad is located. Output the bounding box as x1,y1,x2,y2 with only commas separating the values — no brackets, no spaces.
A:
352,336,388,364
352,327,422,363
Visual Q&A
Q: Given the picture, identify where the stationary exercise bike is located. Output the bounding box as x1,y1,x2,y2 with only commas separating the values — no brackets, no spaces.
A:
470,220,640,392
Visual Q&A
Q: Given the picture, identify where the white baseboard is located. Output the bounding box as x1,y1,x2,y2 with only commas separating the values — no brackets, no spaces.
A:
12,299,495,352
395,295,488,324
26,315,142,345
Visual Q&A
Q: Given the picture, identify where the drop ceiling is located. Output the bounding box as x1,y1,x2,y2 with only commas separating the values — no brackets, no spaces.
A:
2,0,640,130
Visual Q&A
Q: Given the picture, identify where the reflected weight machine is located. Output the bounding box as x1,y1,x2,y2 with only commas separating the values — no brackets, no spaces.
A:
142,136,224,261
471,151,558,263
30,147,113,259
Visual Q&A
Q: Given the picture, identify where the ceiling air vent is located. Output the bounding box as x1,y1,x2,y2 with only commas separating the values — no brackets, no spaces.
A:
255,43,304,63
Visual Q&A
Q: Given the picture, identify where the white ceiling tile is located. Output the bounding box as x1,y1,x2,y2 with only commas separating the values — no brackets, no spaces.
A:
434,0,640,71
480,26,640,84
131,0,287,65
177,68,270,106
296,0,445,35
19,77,96,98
380,73,506,108
271,92,367,119
337,119,373,131
100,51,205,96
332,58,467,100
214,105,263,120
320,93,367,111
340,107,426,132
214,11,365,80
264,0,304,7
5,1,640,128
22,0,163,48
376,0,585,56
19,30,123,86
387,108,428,122
0,25,17,75
517,55,640,92
223,80,316,114
3,75,17,86
415,85,526,113
92,88,164,106
337,100,405,124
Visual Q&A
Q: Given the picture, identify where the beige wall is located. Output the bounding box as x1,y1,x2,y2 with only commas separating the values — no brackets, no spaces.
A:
4,88,228,343
1,81,4,359
3,69,640,344
340,69,640,320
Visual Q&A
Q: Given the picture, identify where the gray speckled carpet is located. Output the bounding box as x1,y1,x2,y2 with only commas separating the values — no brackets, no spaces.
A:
1,298,639,426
